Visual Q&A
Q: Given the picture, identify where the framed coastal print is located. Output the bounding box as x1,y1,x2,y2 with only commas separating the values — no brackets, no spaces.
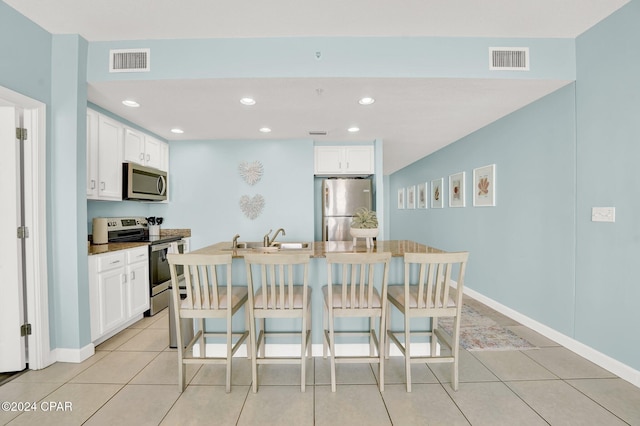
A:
397,187,405,209
473,164,496,207
407,185,416,209
449,171,465,208
431,178,444,208
417,182,427,209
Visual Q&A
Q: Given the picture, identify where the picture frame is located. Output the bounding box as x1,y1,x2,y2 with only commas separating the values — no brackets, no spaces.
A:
431,178,444,208
473,164,496,207
417,182,427,209
449,171,466,208
407,185,416,209
397,187,405,209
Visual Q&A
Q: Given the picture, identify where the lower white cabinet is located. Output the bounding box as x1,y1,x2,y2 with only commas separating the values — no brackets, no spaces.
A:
89,246,149,343
127,247,150,317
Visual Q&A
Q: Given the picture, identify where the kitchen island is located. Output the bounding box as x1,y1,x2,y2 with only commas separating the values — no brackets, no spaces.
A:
187,240,446,353
192,239,444,258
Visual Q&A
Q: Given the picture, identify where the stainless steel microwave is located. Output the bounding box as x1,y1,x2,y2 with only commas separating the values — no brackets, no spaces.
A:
122,162,167,201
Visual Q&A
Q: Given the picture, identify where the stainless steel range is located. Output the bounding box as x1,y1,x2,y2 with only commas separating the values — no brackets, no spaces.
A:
96,217,185,316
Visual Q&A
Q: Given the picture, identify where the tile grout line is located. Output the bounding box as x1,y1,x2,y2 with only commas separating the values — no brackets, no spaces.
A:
562,378,632,425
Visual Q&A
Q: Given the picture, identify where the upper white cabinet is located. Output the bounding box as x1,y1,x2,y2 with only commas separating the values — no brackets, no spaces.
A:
314,145,374,176
87,110,123,200
86,110,99,197
123,128,168,171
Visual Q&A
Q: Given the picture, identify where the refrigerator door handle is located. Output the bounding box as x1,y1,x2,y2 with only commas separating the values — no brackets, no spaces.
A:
325,186,330,212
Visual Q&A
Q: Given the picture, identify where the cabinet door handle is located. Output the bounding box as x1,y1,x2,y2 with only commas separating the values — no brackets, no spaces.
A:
90,179,96,189
146,154,150,162
122,273,127,283
110,260,121,265
100,182,105,190
131,271,135,280
139,153,144,161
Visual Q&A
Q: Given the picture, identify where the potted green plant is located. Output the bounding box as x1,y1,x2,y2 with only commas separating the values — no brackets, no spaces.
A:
350,207,379,247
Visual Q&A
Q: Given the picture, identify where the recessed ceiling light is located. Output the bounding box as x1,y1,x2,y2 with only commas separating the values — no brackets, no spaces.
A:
170,128,184,134
348,127,360,133
122,100,140,107
259,127,271,133
358,97,375,105
240,97,256,106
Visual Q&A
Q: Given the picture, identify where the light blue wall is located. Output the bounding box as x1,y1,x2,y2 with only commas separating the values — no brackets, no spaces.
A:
389,0,640,372
154,139,315,250
50,35,91,349
574,1,640,370
389,85,577,335
0,2,51,103
87,37,576,82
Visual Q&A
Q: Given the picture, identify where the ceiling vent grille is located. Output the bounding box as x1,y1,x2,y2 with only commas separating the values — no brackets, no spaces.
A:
489,47,529,71
309,130,328,136
109,49,150,73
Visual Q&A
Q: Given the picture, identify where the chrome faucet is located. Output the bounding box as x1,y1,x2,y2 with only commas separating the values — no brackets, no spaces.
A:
263,228,286,247
263,229,273,247
232,234,240,249
271,228,286,245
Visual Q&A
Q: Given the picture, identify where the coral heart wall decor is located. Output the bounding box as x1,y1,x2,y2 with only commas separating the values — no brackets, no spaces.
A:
238,161,264,185
239,194,265,220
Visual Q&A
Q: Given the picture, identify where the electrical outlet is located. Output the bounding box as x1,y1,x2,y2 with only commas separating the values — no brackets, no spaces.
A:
591,207,615,222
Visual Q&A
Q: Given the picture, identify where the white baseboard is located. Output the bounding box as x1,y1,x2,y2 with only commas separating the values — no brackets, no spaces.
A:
52,343,95,364
463,286,640,389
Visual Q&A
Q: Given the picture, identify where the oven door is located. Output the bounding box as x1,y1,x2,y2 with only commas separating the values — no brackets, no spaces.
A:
150,240,185,297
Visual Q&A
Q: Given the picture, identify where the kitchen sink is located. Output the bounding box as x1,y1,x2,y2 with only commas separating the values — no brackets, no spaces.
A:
221,241,262,250
223,241,311,251
272,242,312,250
234,242,266,249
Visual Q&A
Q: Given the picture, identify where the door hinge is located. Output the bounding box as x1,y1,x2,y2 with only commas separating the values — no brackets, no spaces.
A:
17,226,29,239
20,323,32,336
16,127,28,141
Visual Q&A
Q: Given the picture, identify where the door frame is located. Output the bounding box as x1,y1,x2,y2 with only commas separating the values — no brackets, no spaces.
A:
1,85,50,370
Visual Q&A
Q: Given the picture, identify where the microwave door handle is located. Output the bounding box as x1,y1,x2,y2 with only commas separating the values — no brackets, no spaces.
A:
157,175,167,195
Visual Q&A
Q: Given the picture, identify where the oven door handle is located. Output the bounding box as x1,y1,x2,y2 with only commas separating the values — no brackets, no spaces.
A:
151,240,185,253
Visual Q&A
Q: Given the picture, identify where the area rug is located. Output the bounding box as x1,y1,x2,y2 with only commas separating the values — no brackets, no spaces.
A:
438,305,537,351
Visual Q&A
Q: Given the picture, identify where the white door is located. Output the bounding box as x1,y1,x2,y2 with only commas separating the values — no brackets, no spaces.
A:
0,106,27,372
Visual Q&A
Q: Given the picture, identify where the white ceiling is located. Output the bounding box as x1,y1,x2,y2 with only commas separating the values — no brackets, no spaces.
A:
5,0,629,174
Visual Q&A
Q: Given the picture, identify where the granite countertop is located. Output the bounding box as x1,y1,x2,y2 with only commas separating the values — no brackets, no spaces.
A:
88,228,192,255
191,240,444,258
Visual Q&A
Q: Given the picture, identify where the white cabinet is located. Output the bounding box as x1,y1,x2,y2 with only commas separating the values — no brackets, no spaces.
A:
314,145,374,175
90,251,126,340
86,110,123,200
123,128,168,171
86,110,99,197
89,246,149,343
126,247,150,317
123,127,145,165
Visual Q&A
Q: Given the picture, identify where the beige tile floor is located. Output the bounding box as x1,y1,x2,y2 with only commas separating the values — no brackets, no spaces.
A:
2,297,640,425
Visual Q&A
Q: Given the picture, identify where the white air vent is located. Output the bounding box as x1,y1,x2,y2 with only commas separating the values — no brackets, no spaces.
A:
309,130,328,136
109,49,150,73
489,47,529,71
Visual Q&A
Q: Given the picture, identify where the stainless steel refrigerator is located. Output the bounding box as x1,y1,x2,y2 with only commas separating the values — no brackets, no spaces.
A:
322,178,373,241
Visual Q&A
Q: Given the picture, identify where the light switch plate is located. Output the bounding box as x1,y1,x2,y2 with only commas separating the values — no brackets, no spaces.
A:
592,207,615,222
